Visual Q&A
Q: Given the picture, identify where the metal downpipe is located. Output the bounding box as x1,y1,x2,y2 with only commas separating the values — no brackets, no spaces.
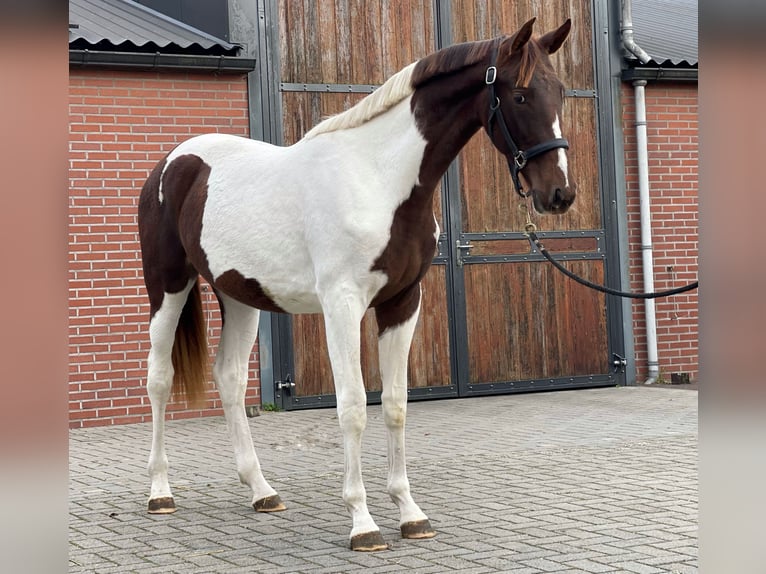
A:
633,81,659,385
622,0,658,384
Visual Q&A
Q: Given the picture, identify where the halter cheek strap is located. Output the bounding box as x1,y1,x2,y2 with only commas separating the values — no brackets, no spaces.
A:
484,42,570,198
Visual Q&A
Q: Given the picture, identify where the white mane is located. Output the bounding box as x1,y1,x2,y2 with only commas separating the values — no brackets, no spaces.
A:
303,61,417,140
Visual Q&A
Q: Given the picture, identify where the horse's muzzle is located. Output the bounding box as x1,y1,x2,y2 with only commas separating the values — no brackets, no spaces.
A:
533,184,576,214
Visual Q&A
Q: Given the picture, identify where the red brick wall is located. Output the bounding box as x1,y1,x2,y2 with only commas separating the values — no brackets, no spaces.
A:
69,69,261,428
622,81,699,383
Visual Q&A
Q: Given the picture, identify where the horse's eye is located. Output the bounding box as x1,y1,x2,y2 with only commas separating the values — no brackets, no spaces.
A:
514,94,526,104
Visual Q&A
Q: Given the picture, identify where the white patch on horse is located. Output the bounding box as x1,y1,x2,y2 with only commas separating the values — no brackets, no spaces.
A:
552,114,569,188
164,95,428,314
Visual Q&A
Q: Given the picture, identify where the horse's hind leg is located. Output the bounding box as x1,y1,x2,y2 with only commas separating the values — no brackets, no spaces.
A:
213,293,284,512
375,283,435,540
146,279,196,513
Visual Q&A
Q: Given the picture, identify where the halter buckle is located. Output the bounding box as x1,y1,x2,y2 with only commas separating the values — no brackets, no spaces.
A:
485,66,497,85
514,151,527,170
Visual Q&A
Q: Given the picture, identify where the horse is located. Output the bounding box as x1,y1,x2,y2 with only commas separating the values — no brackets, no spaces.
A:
138,17,576,552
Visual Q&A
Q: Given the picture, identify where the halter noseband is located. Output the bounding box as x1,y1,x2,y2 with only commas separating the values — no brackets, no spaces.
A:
485,43,570,198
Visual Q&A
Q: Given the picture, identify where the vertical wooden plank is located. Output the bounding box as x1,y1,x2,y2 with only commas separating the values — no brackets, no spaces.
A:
397,0,414,68
364,1,384,84
302,0,320,83
318,0,338,83
334,0,351,82
380,2,397,79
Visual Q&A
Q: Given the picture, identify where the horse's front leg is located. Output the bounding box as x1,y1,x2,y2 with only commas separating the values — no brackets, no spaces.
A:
322,290,387,551
375,284,435,540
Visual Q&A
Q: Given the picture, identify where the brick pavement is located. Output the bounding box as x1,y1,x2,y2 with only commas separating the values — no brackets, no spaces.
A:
69,387,697,573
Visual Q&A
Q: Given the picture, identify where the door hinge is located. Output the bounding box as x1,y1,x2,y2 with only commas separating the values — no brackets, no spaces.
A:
275,374,295,394
612,353,627,374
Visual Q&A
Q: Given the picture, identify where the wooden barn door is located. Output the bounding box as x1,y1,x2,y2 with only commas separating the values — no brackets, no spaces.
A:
270,0,618,409
275,0,455,408
447,0,614,396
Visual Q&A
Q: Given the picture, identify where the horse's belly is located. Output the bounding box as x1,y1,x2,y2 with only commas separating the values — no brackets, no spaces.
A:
208,265,322,314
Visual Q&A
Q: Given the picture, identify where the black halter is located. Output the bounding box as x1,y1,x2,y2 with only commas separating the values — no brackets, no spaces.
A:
484,43,570,198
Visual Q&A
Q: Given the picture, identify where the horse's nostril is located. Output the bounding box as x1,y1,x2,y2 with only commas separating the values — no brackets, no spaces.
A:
554,188,564,203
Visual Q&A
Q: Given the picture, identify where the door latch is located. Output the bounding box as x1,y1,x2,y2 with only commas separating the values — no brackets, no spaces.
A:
612,353,627,373
455,240,472,267
275,374,295,394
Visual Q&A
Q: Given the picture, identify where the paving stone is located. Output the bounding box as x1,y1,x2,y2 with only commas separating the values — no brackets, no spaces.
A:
70,387,698,573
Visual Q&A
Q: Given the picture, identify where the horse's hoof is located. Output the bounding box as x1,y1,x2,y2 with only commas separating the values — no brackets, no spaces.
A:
350,530,389,552
253,494,286,512
401,519,436,539
147,496,176,514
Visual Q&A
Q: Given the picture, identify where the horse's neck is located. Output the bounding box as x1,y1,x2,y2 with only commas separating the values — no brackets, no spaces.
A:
411,71,487,190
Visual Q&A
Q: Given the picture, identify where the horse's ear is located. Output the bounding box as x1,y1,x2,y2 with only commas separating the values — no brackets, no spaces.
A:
509,17,536,53
538,19,572,55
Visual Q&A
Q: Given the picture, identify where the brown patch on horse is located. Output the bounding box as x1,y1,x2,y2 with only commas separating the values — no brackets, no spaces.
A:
370,187,436,334
139,157,196,316
140,154,212,408
214,269,286,314
161,154,286,315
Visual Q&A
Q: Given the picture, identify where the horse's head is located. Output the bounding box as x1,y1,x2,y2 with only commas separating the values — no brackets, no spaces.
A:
484,18,576,215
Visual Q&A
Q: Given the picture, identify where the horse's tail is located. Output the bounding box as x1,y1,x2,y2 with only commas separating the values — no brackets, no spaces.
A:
171,280,209,408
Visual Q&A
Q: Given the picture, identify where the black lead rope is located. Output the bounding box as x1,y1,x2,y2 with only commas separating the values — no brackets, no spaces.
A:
525,226,699,299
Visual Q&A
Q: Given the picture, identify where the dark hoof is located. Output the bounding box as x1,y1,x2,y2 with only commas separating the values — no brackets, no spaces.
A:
350,530,389,552
401,519,436,539
147,497,176,514
253,494,286,512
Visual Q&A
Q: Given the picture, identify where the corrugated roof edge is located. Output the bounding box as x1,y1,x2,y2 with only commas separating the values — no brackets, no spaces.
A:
69,36,240,57
69,0,241,57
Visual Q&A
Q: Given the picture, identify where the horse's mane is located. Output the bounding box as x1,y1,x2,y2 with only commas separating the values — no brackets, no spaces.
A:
303,62,418,140
412,36,542,89
302,36,541,140
411,37,497,88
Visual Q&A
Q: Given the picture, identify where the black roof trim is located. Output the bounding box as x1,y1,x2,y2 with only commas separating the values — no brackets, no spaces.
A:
622,66,698,83
69,49,256,73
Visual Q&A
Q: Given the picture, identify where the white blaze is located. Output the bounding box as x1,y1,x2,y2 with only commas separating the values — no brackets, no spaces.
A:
552,114,569,188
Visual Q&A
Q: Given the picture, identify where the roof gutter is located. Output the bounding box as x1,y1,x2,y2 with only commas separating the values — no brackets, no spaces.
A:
69,49,256,73
622,67,698,83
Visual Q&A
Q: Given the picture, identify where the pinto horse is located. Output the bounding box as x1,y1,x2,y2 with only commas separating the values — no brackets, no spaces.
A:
138,17,575,551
